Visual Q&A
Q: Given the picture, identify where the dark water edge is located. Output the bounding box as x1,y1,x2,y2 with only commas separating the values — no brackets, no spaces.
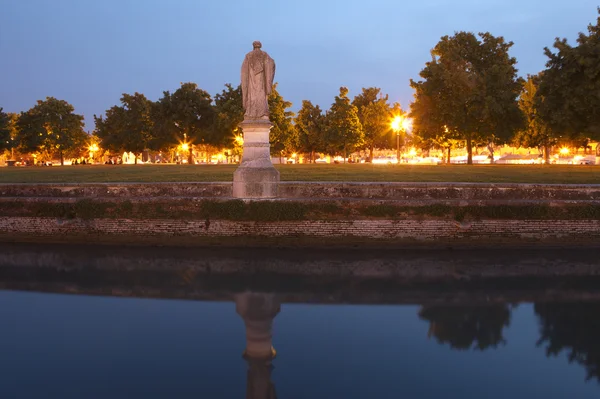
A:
1,243,600,398
0,242,600,303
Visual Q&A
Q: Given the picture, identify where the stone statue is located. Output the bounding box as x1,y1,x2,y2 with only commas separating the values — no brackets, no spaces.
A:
234,41,280,198
241,41,276,120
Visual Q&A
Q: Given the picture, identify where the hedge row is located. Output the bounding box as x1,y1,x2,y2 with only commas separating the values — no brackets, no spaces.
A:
1,199,600,222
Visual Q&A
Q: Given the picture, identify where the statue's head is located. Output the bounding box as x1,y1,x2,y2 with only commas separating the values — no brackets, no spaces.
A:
252,41,262,50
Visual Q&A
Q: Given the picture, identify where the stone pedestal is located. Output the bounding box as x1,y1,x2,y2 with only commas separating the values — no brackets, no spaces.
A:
233,120,280,198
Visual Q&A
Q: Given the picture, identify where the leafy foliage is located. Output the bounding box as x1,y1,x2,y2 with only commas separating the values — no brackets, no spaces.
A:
537,9,600,144
352,87,395,160
154,83,216,163
324,87,364,160
410,32,523,164
17,97,87,165
213,84,244,148
94,92,154,162
294,100,325,162
0,108,17,153
268,83,296,157
514,75,556,163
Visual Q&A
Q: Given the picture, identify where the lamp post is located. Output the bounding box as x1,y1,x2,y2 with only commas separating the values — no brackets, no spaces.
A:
391,116,402,163
391,115,413,164
88,144,99,163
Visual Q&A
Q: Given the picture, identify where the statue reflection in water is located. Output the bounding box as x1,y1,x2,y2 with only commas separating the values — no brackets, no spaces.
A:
235,292,280,399
232,292,600,399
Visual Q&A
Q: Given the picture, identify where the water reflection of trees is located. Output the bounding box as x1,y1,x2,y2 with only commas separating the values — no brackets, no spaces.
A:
419,305,512,351
535,303,600,382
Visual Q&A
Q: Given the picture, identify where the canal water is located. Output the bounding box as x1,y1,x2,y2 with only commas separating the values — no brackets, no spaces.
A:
0,290,599,398
0,244,599,398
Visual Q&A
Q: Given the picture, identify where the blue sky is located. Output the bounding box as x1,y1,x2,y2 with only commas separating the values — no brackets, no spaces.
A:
1,0,598,129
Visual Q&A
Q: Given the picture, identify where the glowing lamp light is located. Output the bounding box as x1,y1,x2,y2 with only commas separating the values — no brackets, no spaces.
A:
88,144,99,152
391,116,402,132
235,135,244,146
559,147,570,155
181,143,189,151
408,148,417,157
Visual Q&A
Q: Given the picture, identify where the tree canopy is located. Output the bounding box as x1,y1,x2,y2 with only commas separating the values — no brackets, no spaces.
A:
213,84,244,148
294,100,325,163
155,83,216,163
324,87,364,161
17,97,87,165
268,83,296,157
410,31,523,164
0,108,17,153
94,92,154,163
514,75,555,163
352,87,394,161
537,9,600,143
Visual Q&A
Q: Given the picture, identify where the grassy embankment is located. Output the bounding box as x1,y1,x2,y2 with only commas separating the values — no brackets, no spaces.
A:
1,164,600,184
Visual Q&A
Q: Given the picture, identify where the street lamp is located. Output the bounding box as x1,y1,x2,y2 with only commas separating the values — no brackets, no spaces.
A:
391,116,402,163
88,144,99,162
391,115,412,163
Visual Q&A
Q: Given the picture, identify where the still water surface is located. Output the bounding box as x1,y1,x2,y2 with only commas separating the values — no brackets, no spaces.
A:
0,290,599,398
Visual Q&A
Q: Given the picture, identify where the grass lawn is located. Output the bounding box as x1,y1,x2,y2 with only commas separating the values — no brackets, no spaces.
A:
0,163,599,184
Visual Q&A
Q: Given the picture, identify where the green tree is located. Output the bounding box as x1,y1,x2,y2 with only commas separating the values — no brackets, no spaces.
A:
213,84,244,149
268,83,296,160
0,108,17,155
537,9,600,146
410,32,523,164
514,75,555,164
324,87,364,162
94,92,154,164
154,83,215,164
352,87,393,161
17,97,86,165
294,100,325,163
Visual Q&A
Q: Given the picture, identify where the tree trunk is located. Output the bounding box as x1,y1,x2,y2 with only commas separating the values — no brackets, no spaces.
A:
311,150,315,164
60,151,64,166
188,147,193,165
134,155,138,165
544,144,550,165
487,142,494,164
466,136,473,165
447,147,451,164
343,144,347,164
369,146,374,163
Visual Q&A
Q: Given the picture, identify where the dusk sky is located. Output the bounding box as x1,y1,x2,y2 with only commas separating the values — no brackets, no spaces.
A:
1,0,598,129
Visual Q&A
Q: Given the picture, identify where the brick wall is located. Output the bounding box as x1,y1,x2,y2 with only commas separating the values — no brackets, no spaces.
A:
2,182,600,246
1,216,599,246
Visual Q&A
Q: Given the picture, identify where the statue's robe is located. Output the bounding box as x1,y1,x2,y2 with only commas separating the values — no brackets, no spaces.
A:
241,49,276,120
